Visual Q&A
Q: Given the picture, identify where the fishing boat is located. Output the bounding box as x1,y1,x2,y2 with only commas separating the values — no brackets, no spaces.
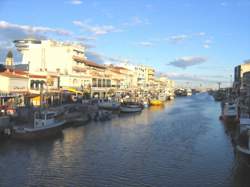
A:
120,102,143,113
150,99,164,106
12,111,65,139
98,99,120,110
221,103,238,123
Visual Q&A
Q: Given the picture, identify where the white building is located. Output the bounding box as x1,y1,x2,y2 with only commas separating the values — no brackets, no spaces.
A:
14,39,90,89
118,63,155,88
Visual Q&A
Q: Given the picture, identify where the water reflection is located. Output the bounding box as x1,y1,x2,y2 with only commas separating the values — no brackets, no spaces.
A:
1,93,250,186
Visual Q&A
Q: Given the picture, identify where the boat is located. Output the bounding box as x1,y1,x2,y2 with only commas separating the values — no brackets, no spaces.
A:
186,89,192,96
169,95,175,100
98,99,120,110
150,99,164,106
12,111,65,139
221,103,238,123
143,101,149,108
63,106,90,126
120,102,143,113
158,93,167,101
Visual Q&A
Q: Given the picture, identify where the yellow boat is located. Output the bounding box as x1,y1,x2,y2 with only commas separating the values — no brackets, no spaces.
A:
150,99,164,106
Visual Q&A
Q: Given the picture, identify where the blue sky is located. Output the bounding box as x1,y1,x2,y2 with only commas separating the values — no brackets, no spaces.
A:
0,0,250,88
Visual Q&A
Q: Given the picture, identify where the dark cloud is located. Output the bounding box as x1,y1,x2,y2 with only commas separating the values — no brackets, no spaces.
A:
86,50,131,65
167,56,207,69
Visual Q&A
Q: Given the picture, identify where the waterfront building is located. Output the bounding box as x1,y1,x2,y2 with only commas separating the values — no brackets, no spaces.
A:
0,72,28,107
118,63,155,89
13,39,90,90
233,62,250,96
12,38,175,100
107,66,134,90
234,62,250,83
13,39,120,98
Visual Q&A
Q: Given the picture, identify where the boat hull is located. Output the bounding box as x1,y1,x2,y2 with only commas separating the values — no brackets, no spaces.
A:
222,115,238,124
236,145,250,155
98,102,120,110
12,121,65,140
150,100,163,106
120,106,142,113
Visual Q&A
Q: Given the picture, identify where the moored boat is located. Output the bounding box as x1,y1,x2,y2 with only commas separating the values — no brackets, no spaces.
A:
169,95,175,100
120,102,143,113
150,99,164,106
98,99,120,110
12,111,65,139
221,103,238,123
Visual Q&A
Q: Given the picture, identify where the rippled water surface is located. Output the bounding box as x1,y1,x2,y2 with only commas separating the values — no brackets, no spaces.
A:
1,93,250,187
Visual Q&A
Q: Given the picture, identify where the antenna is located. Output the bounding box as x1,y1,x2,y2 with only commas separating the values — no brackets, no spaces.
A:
217,82,221,90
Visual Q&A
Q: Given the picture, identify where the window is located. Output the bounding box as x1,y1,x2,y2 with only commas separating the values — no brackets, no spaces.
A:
103,79,106,87
92,78,97,87
98,79,102,87
107,80,111,87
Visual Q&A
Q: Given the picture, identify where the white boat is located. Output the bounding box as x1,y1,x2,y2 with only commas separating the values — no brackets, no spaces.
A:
120,103,143,113
143,101,149,108
158,93,167,101
13,111,65,139
186,89,192,96
169,95,175,100
98,100,120,110
222,103,237,123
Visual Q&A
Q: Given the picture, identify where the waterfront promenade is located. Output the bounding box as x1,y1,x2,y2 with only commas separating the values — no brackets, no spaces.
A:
0,93,249,187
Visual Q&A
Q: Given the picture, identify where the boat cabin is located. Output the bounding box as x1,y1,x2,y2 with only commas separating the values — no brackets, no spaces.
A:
34,111,57,128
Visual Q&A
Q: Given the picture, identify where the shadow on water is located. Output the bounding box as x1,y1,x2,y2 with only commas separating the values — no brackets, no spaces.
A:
220,115,250,187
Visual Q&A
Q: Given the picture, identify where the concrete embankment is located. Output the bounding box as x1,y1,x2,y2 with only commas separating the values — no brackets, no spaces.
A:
0,116,11,136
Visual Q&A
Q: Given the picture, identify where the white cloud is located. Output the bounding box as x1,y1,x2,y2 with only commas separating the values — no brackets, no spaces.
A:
75,35,96,41
166,34,189,44
73,20,121,36
203,44,210,48
0,20,72,51
165,72,227,84
136,41,154,47
196,32,206,36
165,72,205,82
69,0,82,5
123,16,150,27
167,56,207,69
0,21,71,36
166,32,207,44
86,51,131,65
0,20,73,62
203,39,212,48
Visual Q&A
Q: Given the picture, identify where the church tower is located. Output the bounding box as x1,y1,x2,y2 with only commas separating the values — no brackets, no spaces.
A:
5,50,13,67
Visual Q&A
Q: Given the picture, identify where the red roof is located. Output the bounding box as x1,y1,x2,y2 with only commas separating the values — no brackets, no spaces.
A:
110,69,122,74
0,72,28,79
113,66,128,70
73,55,105,69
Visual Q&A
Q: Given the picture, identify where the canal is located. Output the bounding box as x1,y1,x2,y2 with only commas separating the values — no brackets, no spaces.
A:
1,93,250,187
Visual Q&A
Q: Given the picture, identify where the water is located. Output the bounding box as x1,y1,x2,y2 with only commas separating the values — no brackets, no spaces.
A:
1,93,250,187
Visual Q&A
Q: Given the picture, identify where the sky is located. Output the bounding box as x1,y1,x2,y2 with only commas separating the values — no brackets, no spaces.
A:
0,0,250,88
